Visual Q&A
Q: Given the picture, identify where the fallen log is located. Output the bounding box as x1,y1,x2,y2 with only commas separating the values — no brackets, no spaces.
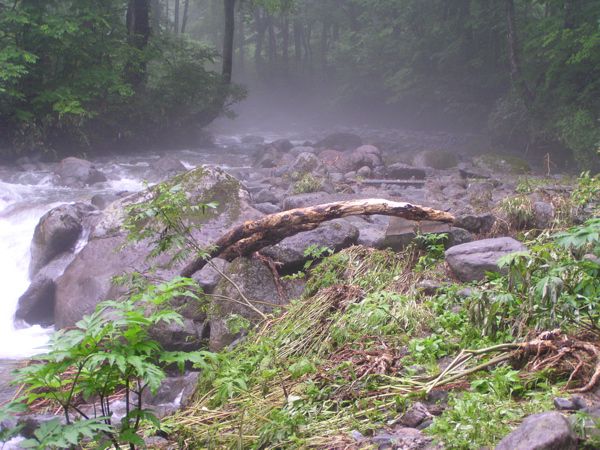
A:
361,179,426,187
181,198,454,277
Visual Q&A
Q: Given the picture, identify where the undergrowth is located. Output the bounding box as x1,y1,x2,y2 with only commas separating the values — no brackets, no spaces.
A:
166,217,600,449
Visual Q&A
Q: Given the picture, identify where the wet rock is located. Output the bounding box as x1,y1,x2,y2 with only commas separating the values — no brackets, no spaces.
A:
151,156,186,180
254,202,281,215
254,146,280,168
55,157,107,187
316,132,362,151
254,188,281,204
91,193,121,210
554,397,576,410
344,215,389,249
357,166,372,178
192,258,229,294
455,213,496,234
29,202,95,277
15,276,55,326
318,149,354,173
371,426,436,450
209,257,304,350
260,219,359,271
150,318,205,352
269,138,293,152
329,172,345,183
352,145,383,169
533,201,555,228
495,411,577,450
54,167,262,330
413,149,458,169
282,192,332,210
386,163,427,180
384,218,472,250
400,402,433,428
291,152,320,174
142,372,199,410
417,280,444,296
445,237,527,282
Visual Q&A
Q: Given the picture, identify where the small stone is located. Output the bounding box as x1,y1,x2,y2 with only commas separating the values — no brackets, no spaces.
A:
554,397,576,410
400,402,432,428
495,411,577,450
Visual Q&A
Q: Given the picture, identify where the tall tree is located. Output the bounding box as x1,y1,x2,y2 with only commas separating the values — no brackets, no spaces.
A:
223,0,236,83
126,0,151,88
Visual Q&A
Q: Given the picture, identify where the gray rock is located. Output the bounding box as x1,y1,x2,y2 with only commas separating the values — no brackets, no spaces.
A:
260,219,359,271
15,276,55,326
149,318,205,352
344,215,389,249
417,280,444,296
254,188,281,204
352,145,383,169
386,163,427,180
91,193,120,210
192,258,229,294
316,132,362,151
445,237,528,282
291,152,320,174
151,156,186,180
533,201,555,229
554,397,576,410
400,402,433,428
254,146,280,168
371,426,435,450
55,157,107,187
209,257,304,350
54,167,263,336
29,202,95,277
384,218,472,250
329,172,345,183
495,411,577,450
269,138,293,152
254,202,281,215
455,213,496,234
357,166,372,178
289,146,316,156
241,135,265,144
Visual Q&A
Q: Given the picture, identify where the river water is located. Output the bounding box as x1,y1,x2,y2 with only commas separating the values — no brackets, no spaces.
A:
0,137,265,364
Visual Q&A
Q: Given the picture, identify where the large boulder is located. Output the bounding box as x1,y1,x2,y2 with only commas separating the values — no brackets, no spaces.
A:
209,257,305,350
291,152,320,174
260,219,360,271
150,156,187,180
386,163,427,180
29,203,96,278
54,166,263,334
15,277,55,326
384,218,472,250
495,412,577,450
315,132,362,151
54,157,107,187
445,237,527,282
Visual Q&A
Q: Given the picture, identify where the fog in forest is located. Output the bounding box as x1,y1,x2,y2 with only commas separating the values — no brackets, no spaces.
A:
0,2,599,448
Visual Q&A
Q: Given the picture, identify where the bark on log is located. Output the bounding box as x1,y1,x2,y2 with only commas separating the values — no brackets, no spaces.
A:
181,198,454,277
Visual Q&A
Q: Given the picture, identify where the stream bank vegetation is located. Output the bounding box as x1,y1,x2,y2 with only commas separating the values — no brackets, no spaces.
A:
166,216,600,448
0,173,598,449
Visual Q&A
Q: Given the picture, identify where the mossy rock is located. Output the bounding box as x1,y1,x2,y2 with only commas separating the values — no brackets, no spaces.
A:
475,153,531,175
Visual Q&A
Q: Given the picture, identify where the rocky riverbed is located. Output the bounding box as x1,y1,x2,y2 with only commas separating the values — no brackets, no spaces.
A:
1,126,595,448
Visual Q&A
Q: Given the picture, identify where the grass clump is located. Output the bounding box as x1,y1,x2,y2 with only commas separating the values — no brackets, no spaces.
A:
292,173,323,194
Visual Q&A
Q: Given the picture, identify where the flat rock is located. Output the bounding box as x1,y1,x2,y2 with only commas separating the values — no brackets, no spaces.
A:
495,411,577,450
260,219,359,271
445,237,527,282
384,217,472,250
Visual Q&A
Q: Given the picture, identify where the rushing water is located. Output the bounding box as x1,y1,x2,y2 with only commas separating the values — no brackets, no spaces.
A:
0,141,256,361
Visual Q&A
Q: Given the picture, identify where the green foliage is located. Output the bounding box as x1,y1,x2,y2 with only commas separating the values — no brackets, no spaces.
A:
413,232,448,272
292,173,323,194
572,172,600,213
498,195,535,230
466,219,600,337
427,367,554,449
0,1,238,155
3,277,208,449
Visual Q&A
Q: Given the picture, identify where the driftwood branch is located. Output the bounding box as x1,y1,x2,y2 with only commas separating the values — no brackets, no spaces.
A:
181,198,454,277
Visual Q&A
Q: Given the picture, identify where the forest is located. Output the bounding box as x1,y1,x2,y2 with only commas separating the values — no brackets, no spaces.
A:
0,0,599,169
1,1,600,450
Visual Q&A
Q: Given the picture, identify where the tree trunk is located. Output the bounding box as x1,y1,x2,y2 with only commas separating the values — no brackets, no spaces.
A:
126,0,151,88
267,14,276,64
281,14,289,74
563,0,575,29
181,0,190,34
151,0,160,33
222,0,236,84
254,9,266,67
293,19,302,63
236,3,245,74
505,0,532,107
180,199,455,277
174,0,180,34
